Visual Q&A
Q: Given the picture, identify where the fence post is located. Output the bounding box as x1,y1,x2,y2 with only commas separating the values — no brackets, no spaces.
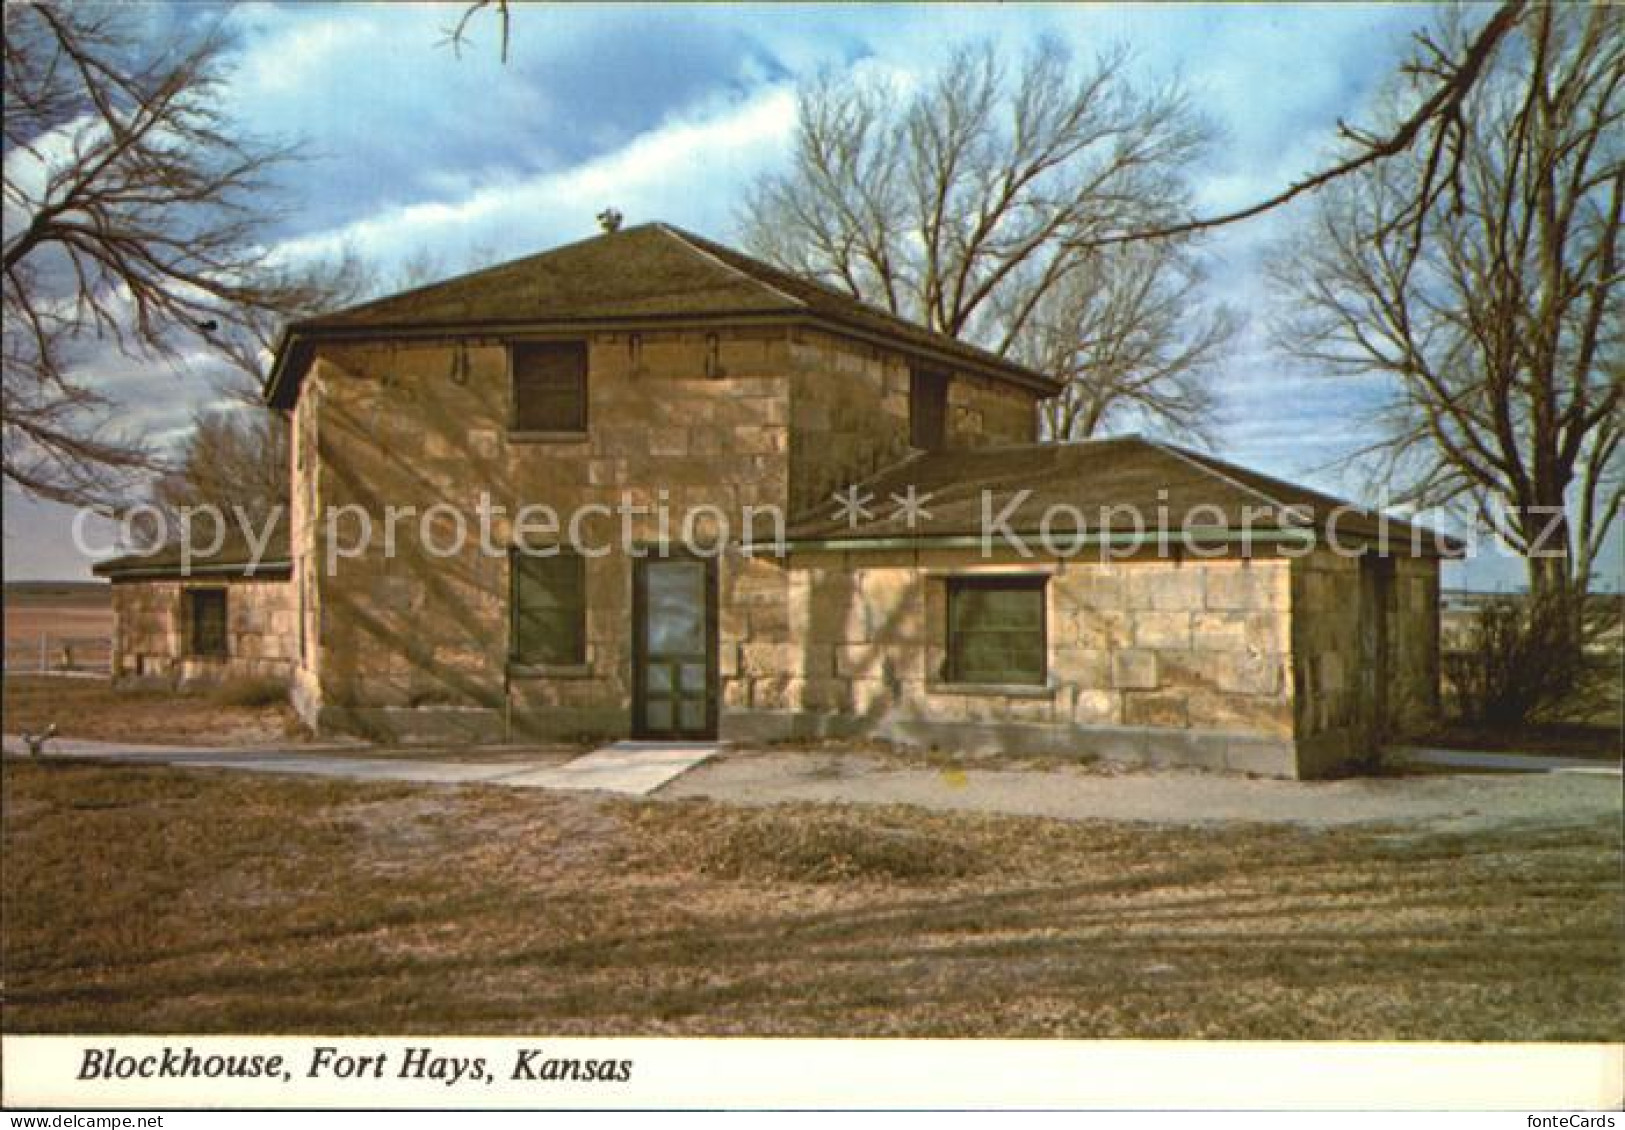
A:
39,632,47,673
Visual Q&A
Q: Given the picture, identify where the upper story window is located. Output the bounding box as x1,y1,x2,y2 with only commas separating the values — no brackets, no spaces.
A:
946,575,1047,686
910,367,948,450
512,341,588,433
187,589,228,658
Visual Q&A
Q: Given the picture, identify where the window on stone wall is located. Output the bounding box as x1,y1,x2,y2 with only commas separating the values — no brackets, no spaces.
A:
910,367,948,450
511,549,586,667
188,589,228,659
511,341,588,432
946,576,1047,685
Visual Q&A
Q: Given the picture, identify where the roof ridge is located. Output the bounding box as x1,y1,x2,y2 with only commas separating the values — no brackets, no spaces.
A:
1144,438,1298,514
654,224,807,310
781,448,932,529
659,225,1046,380
288,225,672,331
268,221,1062,407
1155,438,1398,524
660,223,877,309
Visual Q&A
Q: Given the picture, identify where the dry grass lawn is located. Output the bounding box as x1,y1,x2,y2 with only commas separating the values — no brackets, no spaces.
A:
3,675,303,745
3,759,1621,1039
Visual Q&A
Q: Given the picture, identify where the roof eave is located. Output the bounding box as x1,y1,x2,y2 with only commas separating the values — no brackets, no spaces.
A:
93,559,294,581
770,526,1466,558
263,309,1060,409
263,329,312,410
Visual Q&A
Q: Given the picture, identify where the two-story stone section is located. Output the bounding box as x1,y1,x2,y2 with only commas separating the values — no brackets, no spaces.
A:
98,223,1457,777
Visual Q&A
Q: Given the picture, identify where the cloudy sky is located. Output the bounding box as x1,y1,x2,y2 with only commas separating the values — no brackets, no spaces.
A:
4,1,1613,589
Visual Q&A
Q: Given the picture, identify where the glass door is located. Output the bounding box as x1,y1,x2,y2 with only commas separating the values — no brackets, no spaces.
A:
633,557,716,739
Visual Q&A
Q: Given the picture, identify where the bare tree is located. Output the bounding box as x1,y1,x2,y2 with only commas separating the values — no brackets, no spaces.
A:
739,38,1226,439
1018,244,1237,441
150,407,289,527
2,4,310,510
453,1,1530,257
215,246,373,392
168,247,375,523
1083,1,1531,251
156,238,510,526
1275,5,1623,613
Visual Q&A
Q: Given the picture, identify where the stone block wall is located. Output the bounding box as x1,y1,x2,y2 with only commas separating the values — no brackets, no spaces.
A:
721,549,1304,775
293,322,1043,741
1290,548,1441,772
110,575,296,686
1289,550,1365,758
289,373,322,723
787,328,1039,515
1386,554,1442,735
296,328,797,740
947,369,1039,450
284,315,1441,765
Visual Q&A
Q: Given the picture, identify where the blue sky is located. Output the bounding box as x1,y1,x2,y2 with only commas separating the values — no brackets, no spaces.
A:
4,2,1614,590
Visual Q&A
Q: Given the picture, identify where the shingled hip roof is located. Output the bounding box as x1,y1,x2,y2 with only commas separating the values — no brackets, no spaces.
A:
264,223,1058,408
778,436,1464,557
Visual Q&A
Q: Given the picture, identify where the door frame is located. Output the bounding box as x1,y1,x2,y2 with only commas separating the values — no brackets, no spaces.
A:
630,553,719,740
1358,553,1394,747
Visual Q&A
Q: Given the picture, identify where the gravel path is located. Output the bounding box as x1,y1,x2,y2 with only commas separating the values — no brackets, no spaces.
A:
660,750,1623,832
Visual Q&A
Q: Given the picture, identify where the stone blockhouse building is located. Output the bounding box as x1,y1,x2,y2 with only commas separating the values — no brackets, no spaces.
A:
96,223,1456,778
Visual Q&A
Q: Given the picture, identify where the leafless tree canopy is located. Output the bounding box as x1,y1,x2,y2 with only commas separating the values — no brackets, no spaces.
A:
1275,5,1623,603
1,4,321,510
150,406,289,526
1018,244,1237,442
739,38,1232,440
1086,1,1530,251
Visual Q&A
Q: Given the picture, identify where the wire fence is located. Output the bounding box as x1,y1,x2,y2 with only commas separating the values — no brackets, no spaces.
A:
3,634,113,676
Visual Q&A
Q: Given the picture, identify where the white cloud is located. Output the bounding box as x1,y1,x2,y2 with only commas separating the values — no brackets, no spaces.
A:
235,12,373,95
271,85,798,269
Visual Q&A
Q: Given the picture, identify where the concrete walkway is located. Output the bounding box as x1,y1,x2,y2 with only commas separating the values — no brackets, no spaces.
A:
503,741,721,795
5,734,1617,829
0,735,717,796
663,750,1623,831
1391,745,1622,775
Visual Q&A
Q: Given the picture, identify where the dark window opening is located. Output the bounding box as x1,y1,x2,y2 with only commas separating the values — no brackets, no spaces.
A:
511,550,586,666
946,576,1047,685
188,589,228,659
910,368,948,450
512,341,588,432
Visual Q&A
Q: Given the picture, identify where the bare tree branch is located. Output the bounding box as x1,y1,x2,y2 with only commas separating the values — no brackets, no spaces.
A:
2,4,313,511
738,37,1223,440
441,1,512,64
1078,1,1531,250
1274,4,1623,607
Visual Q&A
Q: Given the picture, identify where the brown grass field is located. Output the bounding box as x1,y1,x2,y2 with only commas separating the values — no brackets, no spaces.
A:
3,676,304,745
3,759,1620,1039
3,583,114,673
